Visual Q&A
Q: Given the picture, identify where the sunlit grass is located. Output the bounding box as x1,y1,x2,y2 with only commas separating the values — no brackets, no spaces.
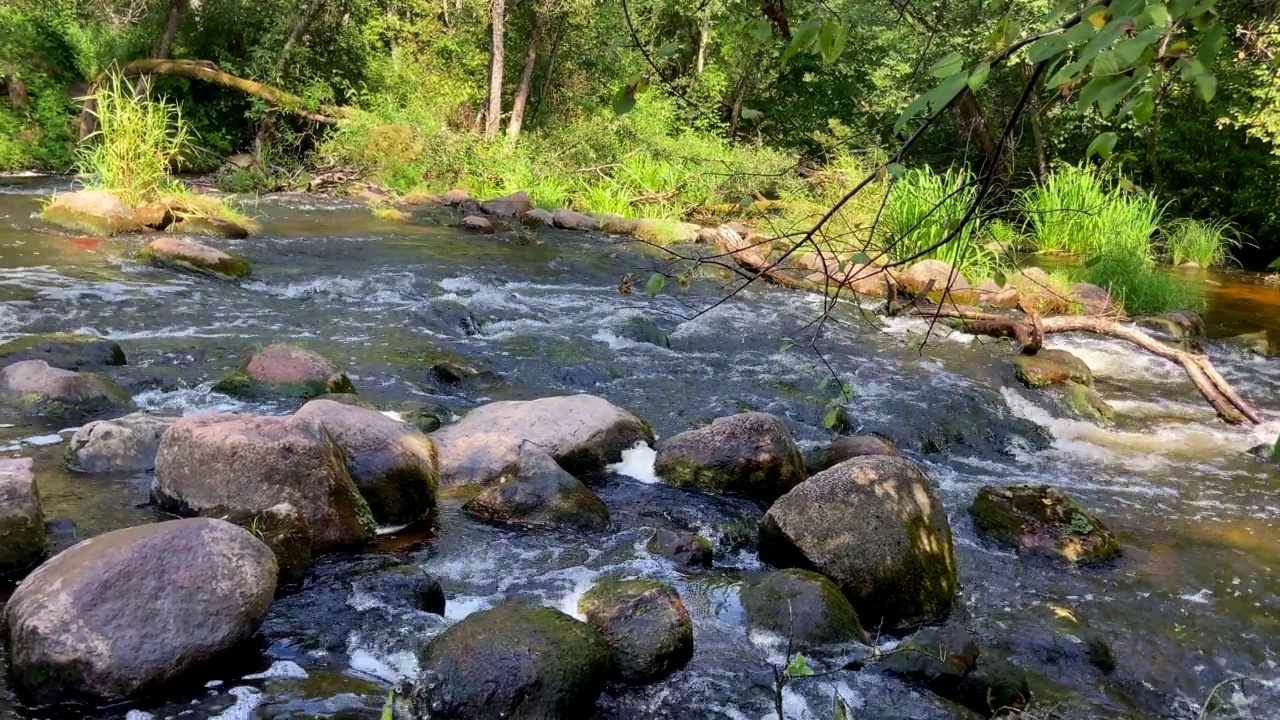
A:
1161,217,1244,268
882,165,999,281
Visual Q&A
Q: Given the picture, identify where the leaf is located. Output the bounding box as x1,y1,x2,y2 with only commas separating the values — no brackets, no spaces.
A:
781,19,822,64
1076,75,1113,111
1049,604,1079,623
993,269,1007,287
1047,59,1089,88
635,77,651,94
753,18,773,43
1064,19,1097,44
645,273,666,297
925,71,968,115
738,195,755,210
818,377,830,390
1121,90,1155,123
886,163,906,179
1096,72,1141,116
834,694,849,720
611,85,637,115
1268,255,1280,270
785,653,815,677
1141,4,1171,27
1195,72,1217,102
1091,49,1123,76
849,251,872,264
1028,34,1069,63
657,42,681,58
1086,131,1118,160
967,61,991,92
1114,27,1162,67
381,690,395,720
1197,22,1227,65
823,406,841,430
931,52,964,78
779,342,794,353
894,94,930,135
820,23,848,64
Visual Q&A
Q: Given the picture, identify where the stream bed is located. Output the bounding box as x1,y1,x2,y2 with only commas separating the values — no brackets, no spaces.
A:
0,176,1278,719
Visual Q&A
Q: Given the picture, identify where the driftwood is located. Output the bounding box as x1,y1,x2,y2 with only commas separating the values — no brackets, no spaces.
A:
78,59,357,140
711,226,806,288
919,307,1261,425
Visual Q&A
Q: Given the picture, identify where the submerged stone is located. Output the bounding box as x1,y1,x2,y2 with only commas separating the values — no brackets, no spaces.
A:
579,578,693,684
213,344,355,399
969,484,1120,564
740,569,865,652
1013,349,1092,388
0,334,126,371
140,236,251,280
646,527,712,569
1064,381,1114,422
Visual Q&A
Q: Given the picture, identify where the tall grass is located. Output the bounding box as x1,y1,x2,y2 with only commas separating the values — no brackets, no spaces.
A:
76,74,189,208
1161,218,1243,268
1019,164,1111,256
882,166,998,281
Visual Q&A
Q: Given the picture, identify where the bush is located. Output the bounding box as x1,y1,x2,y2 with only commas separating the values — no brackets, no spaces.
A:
1161,218,1244,268
1019,164,1112,257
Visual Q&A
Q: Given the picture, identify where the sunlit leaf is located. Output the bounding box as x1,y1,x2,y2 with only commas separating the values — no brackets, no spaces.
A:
1091,49,1123,76
820,22,848,64
381,690,395,720
645,273,666,297
886,163,906,179
930,52,964,78
1197,22,1227,65
818,377,830,390
1195,73,1217,102
1087,8,1111,28
611,85,636,115
967,62,991,92
925,71,968,115
657,43,681,58
782,19,822,64
823,406,841,430
1086,131,1118,160
753,18,773,43
779,342,794,352
1140,4,1171,27
834,694,849,720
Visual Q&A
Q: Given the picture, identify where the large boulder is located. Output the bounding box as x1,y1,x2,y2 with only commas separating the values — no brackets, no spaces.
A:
40,190,140,235
880,625,1030,716
0,334,126,371
66,412,177,473
5,518,276,705
462,452,609,531
646,527,712,569
758,456,957,630
412,602,612,718
294,399,439,526
198,502,313,592
819,435,899,471
0,360,134,422
153,412,377,552
0,458,45,574
655,413,806,503
213,344,355,399
1012,349,1092,388
969,485,1120,565
430,395,653,486
480,191,533,218
899,260,973,302
139,236,250,281
578,578,693,684
739,569,865,652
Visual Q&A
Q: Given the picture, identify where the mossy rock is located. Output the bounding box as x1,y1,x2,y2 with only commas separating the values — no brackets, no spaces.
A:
970,484,1120,564
0,334,126,371
40,190,142,235
167,215,251,239
213,344,355,400
954,660,1032,717
1064,381,1114,422
462,453,609,532
579,578,693,684
198,503,313,593
655,413,806,503
646,527,712,569
0,360,135,423
413,602,612,718
739,569,865,652
138,236,251,281
882,625,979,686
621,316,669,348
1013,349,1092,388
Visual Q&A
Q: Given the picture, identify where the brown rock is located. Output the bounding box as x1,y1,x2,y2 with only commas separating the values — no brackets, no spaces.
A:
600,215,636,235
401,191,443,206
66,412,177,473
552,208,601,232
900,260,972,302
460,215,494,233
139,236,250,280
0,457,44,573
521,208,555,227
655,413,806,503
40,190,139,235
481,191,533,218
441,189,472,206
214,343,354,399
0,360,134,422
822,435,899,469
1072,282,1118,316
973,279,1021,309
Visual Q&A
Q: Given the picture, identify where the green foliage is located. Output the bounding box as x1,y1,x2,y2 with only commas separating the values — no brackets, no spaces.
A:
1161,217,1244,268
76,75,190,208
1020,164,1113,257
882,166,999,280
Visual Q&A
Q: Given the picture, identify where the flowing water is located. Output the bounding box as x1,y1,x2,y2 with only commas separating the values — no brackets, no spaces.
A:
0,176,1278,720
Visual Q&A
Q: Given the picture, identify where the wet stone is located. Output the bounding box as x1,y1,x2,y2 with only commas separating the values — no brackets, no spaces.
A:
969,484,1120,565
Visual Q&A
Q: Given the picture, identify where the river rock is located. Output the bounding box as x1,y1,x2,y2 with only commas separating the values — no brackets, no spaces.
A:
197,502,313,592
655,413,806,503
1013,349,1092,388
973,279,1021,309
0,360,134,422
0,334,126,370
462,452,609,531
758,455,957,630
0,458,44,574
600,214,635,235
621,316,669,347
552,209,600,232
412,602,612,718
1137,309,1206,340
66,412,177,473
431,394,653,485
1064,381,1114,422
578,578,693,684
139,236,250,280
41,190,140,235
480,191,533,217
899,260,973,302
460,214,493,232
5,518,276,705
214,343,355,399
294,399,439,526
355,566,446,615
646,527,712,569
740,569,865,652
153,412,377,552
1072,282,1117,316
441,189,472,205
521,208,554,227
168,214,251,239
1023,603,1117,675
821,435,899,470
969,485,1120,564
882,625,979,686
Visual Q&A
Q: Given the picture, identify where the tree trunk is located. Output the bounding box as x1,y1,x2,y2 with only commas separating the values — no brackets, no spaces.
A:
3,64,28,110
483,0,506,141
696,20,710,75
276,0,328,77
153,0,189,60
955,88,1011,185
728,63,756,137
1022,61,1049,181
506,4,546,142
528,23,562,122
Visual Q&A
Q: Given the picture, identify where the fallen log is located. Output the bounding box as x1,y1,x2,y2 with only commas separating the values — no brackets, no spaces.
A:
917,307,1261,425
710,225,806,289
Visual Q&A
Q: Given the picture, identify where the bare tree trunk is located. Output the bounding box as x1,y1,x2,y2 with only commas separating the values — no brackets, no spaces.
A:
276,0,328,76
506,4,546,142
727,61,756,137
483,0,506,141
3,64,28,110
955,88,1011,184
153,0,189,59
696,19,709,75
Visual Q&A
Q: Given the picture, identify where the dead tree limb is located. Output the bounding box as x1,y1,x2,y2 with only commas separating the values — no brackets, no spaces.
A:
712,226,806,289
919,308,1261,425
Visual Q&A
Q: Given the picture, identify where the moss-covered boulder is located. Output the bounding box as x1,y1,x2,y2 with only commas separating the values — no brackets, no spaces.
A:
139,236,250,280
213,344,355,399
882,626,1031,717
153,412,376,552
462,453,609,531
198,502,313,592
41,190,141,235
166,215,251,239
412,602,612,718
1013,349,1092,388
0,334,126,371
0,457,45,575
1064,381,1114,422
0,360,134,423
970,485,1120,564
758,455,957,630
740,569,864,652
578,578,693,684
655,413,806,503
66,412,177,473
295,399,439,526
646,527,712,569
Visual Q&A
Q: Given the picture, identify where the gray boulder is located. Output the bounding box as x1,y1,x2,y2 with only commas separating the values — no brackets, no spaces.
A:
462,452,609,531
655,413,806,503
480,191,533,218
153,412,377,552
66,412,177,473
0,360,134,422
5,518,276,705
740,569,865,652
579,578,693,684
0,458,44,574
646,527,712,569
552,209,601,231
198,502,313,591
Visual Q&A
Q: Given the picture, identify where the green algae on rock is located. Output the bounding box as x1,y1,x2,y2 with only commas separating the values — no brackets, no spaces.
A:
970,484,1121,564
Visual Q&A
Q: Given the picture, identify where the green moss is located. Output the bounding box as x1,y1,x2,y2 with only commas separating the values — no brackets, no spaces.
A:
1013,351,1093,388
970,485,1120,564
212,364,354,400
1064,381,1114,422
854,513,957,630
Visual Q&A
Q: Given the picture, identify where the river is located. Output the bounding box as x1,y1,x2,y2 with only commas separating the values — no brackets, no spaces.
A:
0,176,1277,719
